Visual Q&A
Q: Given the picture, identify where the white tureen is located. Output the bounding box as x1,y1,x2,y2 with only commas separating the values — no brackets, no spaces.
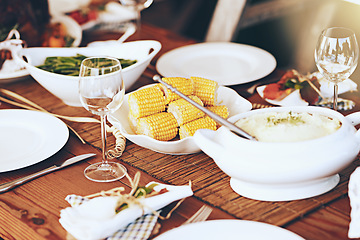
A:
194,106,360,201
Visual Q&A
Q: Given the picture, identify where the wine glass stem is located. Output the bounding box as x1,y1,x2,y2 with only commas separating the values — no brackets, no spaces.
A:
333,83,339,110
100,114,108,165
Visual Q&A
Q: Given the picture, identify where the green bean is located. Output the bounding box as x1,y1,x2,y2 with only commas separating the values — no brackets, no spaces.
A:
36,54,137,76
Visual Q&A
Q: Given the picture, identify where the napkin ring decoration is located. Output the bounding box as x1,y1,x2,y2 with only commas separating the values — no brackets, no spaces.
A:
59,171,193,240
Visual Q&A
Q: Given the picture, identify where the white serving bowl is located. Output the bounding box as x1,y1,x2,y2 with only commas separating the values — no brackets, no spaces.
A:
13,40,161,106
108,85,252,154
194,106,360,201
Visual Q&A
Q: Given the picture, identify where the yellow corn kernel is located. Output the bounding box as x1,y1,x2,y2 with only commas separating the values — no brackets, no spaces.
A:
167,95,205,126
191,76,218,106
137,112,178,141
160,77,194,104
128,85,166,118
206,105,229,127
179,116,217,139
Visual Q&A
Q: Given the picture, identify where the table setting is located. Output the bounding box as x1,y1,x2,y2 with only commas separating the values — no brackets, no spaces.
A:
2,2,360,238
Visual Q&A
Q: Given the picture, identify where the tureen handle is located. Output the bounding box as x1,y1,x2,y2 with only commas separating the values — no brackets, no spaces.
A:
345,112,360,139
345,112,360,126
193,129,226,159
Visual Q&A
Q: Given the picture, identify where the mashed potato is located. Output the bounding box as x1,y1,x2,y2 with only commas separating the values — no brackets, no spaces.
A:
235,111,341,142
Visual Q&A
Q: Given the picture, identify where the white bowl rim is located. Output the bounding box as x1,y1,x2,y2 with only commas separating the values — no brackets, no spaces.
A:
108,84,252,154
14,40,162,80
224,105,352,145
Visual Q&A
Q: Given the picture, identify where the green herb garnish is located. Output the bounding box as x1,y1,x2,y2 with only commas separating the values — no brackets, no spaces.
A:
267,112,305,126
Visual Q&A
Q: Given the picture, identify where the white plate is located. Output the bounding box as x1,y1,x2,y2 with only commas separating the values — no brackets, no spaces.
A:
156,42,276,86
108,85,252,154
0,109,69,172
153,220,304,240
0,66,29,83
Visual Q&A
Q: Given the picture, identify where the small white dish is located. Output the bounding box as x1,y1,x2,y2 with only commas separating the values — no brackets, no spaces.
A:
156,42,276,86
154,220,304,240
0,109,69,172
50,15,82,47
256,71,358,107
108,85,252,154
256,85,308,106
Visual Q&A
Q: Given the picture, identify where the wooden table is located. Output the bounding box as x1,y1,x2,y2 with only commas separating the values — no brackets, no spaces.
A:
1,23,360,240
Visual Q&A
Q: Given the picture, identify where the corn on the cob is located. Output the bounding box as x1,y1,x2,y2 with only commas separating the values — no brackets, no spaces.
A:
191,76,218,106
206,105,229,127
167,95,205,126
160,77,194,104
179,116,217,139
128,85,166,118
137,112,178,141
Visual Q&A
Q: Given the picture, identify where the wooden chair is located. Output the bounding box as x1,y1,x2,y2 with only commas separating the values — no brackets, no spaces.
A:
205,0,338,73
205,0,247,42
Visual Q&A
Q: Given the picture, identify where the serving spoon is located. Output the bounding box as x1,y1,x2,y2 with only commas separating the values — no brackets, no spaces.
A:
153,75,257,141
87,24,136,47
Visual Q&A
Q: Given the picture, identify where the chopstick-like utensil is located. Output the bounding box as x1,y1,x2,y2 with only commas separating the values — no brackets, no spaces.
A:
153,75,257,141
0,153,96,193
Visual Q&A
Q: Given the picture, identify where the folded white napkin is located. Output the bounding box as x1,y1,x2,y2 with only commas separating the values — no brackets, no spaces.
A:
348,167,360,238
59,182,193,240
311,72,358,98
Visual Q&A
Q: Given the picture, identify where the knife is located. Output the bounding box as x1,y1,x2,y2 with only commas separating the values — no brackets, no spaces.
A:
0,153,96,193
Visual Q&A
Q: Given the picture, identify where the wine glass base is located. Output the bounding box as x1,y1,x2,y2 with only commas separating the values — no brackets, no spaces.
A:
316,97,355,111
84,162,127,182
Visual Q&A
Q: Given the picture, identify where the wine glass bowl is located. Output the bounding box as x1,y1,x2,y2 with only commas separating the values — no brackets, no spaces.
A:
315,27,359,110
79,57,127,182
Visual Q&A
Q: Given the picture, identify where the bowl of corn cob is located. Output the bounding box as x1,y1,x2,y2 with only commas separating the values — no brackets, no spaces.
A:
13,40,161,106
108,76,252,154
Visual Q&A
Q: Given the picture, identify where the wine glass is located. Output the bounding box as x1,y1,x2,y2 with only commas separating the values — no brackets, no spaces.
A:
119,0,153,32
79,56,127,182
315,27,359,110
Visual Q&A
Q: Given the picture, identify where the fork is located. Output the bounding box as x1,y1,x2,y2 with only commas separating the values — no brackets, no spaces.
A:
252,103,273,109
150,205,213,238
181,205,213,225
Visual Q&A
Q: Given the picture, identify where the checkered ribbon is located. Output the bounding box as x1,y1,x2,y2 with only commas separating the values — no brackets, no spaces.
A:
65,195,159,240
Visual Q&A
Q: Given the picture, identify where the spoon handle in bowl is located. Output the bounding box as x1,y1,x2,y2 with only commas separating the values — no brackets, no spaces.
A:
153,75,257,141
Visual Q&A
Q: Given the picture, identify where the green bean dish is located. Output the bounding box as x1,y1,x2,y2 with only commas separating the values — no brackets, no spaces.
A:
36,54,137,76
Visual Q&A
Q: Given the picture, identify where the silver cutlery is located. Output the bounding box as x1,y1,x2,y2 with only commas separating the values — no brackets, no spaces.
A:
153,74,257,141
252,103,273,109
0,153,96,193
87,25,136,47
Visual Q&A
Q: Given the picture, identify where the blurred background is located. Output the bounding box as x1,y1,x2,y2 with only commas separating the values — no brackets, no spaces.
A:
141,0,360,82
1,0,360,83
